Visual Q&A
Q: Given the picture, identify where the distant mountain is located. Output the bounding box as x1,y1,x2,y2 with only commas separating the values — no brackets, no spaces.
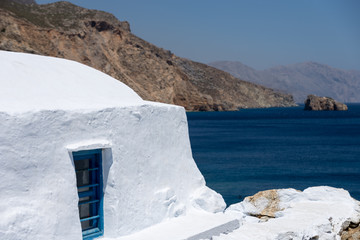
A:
0,0,296,111
209,61,360,103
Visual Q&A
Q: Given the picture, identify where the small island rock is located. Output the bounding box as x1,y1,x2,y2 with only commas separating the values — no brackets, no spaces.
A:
304,94,348,111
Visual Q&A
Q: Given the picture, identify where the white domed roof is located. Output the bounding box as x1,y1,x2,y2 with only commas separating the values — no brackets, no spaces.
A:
0,51,143,114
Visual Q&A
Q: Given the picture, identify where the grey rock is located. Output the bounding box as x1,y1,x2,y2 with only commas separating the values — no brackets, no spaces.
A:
304,95,348,111
340,221,360,240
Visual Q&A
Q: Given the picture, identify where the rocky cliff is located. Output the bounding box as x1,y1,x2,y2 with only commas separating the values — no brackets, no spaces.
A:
304,95,348,111
0,0,296,111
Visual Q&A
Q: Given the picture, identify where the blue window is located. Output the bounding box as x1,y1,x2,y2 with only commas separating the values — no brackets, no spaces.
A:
73,149,104,240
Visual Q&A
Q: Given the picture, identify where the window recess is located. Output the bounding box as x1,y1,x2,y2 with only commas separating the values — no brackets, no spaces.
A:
73,149,104,240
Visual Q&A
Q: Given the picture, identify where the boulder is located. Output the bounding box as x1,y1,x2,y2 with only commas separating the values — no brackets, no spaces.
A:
222,187,360,240
304,94,348,111
341,221,360,240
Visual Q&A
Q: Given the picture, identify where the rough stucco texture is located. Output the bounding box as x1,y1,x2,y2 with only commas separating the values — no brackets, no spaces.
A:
0,103,226,240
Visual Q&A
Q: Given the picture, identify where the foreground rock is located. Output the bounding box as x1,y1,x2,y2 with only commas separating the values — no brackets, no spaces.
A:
218,187,360,240
0,0,296,111
304,94,348,111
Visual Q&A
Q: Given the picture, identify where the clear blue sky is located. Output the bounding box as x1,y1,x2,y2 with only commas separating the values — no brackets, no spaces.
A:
36,0,360,70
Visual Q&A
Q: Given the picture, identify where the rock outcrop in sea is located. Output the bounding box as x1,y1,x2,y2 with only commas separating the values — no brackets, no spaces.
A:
304,94,348,111
0,0,296,111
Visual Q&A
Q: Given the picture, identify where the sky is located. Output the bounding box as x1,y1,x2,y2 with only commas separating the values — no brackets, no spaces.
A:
35,0,360,71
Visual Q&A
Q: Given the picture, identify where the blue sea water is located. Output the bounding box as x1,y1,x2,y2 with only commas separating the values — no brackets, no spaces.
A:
187,104,360,206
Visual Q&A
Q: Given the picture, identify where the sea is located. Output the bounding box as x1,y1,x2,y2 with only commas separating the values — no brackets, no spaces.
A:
187,104,360,206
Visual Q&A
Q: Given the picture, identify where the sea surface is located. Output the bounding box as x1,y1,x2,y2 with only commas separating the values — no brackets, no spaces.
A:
187,104,360,206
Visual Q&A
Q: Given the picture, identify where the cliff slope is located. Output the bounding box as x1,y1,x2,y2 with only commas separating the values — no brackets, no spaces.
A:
209,61,360,103
0,0,296,111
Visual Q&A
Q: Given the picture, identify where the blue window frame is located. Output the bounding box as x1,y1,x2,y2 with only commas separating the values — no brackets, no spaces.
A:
73,149,104,240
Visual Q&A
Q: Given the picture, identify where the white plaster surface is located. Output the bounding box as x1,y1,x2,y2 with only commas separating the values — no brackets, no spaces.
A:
0,50,143,114
0,51,226,240
66,139,112,152
102,211,239,240
98,187,360,240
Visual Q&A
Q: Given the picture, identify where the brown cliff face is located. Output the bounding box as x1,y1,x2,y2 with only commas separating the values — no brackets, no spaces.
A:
0,0,296,111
